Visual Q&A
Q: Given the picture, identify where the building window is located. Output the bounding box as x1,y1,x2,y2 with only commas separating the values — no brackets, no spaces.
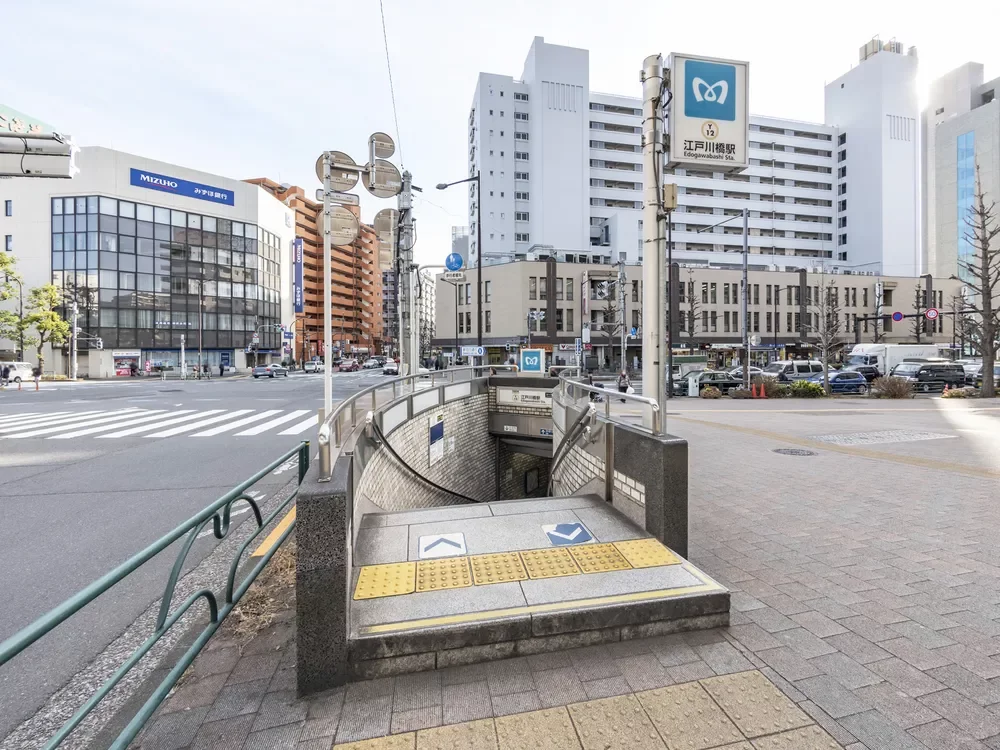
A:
566,308,573,331
514,151,528,160
485,280,492,302
724,285,730,305
539,277,547,300
786,312,793,332
515,171,529,180
839,199,847,211
710,311,717,332
753,284,759,305
514,132,529,140
515,211,529,221
766,311,772,332
465,283,471,304
515,191,529,200
753,312,759,332
702,310,708,331
733,311,738,331
485,310,492,333
528,277,537,300
555,309,564,331
724,311,730,332
710,283,717,304
566,278,573,301
514,92,528,101
3,200,10,217
957,131,976,280
3,234,11,252
555,277,564,300
838,133,846,145
838,166,847,178
515,233,530,242
701,282,708,303
632,280,639,302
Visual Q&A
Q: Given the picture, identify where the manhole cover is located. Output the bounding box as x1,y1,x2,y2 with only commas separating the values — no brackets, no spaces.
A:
772,448,817,456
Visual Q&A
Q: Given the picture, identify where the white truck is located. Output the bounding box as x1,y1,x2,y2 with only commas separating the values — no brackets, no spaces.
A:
845,343,942,376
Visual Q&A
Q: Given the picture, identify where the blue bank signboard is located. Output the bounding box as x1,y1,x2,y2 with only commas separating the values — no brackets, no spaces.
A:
129,168,236,206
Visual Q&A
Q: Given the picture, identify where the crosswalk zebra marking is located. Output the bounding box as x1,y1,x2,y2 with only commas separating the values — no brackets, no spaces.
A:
97,410,225,438
234,410,311,436
278,414,320,436
144,410,254,438
0,411,106,434
53,410,194,439
4,410,167,439
0,412,59,427
192,410,283,437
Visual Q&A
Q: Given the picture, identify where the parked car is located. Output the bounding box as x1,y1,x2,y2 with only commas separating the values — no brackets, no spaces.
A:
2,361,35,383
303,361,320,373
252,363,288,379
974,364,1000,389
843,364,881,382
807,370,868,394
690,370,742,396
728,366,764,379
362,359,382,370
761,360,824,382
339,358,360,372
961,361,985,385
888,361,965,392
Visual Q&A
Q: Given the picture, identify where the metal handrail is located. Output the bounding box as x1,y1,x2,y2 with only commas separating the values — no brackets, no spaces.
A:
0,441,310,749
556,371,662,435
317,365,517,480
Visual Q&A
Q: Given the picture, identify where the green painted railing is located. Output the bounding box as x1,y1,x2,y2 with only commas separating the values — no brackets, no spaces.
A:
0,441,310,750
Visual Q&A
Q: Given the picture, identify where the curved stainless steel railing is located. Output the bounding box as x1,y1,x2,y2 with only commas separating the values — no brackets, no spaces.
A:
554,368,663,435
316,365,518,480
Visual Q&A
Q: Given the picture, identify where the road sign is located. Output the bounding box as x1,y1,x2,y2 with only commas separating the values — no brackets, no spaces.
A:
925,307,940,321
542,522,593,546
316,151,360,191
252,332,260,344
445,252,464,271
330,205,360,245
369,131,396,159
750,334,761,346
891,311,904,322
462,345,485,357
444,271,466,282
418,533,466,559
365,159,402,198
575,337,582,355
283,331,294,339
519,348,544,373
315,188,360,205
630,327,638,337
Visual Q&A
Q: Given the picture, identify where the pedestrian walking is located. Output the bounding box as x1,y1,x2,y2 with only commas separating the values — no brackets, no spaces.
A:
32,365,41,390
220,363,225,377
617,369,631,403
1,364,9,388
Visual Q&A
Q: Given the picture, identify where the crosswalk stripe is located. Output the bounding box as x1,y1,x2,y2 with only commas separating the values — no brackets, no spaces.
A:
3,410,165,439
192,410,283,437
0,412,57,427
235,410,311,436
144,410,254,438
98,410,225,438
53,411,189,439
0,411,106,434
277,415,320,435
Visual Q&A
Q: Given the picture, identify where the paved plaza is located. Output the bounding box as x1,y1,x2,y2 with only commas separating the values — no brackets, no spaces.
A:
133,398,1000,750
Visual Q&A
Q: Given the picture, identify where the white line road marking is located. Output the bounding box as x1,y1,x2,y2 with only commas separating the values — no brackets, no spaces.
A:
278,415,320,435
192,410,282,437
98,410,225,438
235,410,311,436
4,410,165,438
0,411,105,433
196,507,252,538
0,412,63,427
54,411,192,439
145,410,254,437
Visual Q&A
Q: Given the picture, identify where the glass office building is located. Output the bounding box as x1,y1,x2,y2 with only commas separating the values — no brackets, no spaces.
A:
50,195,283,369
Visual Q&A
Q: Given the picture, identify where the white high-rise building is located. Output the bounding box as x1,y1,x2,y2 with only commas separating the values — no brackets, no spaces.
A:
824,38,921,277
466,36,921,276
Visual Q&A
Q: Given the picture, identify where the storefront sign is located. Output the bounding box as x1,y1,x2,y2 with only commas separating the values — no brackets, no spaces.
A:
293,238,304,313
112,350,141,377
129,168,236,206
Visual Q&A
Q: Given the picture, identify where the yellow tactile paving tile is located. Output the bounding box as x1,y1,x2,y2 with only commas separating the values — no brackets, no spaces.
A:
568,542,632,574
495,706,582,749
520,547,582,580
416,718,498,749
614,538,682,568
416,557,473,593
750,725,841,749
700,671,811,739
637,682,744,750
469,551,529,585
353,561,416,600
335,732,416,749
567,694,665,749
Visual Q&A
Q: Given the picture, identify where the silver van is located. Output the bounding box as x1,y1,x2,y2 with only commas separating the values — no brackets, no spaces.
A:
761,360,824,382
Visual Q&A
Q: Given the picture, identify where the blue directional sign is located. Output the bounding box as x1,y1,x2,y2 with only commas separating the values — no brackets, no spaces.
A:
445,253,464,272
542,522,593,546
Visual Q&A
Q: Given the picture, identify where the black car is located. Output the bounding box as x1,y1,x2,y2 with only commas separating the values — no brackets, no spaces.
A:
694,371,743,395
889,361,966,393
974,364,1000,389
844,365,880,382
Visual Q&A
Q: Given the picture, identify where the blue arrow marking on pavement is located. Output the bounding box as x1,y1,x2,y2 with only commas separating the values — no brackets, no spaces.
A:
425,537,463,551
545,522,593,546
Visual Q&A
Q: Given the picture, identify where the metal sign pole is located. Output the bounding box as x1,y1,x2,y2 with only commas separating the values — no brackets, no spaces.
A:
742,207,750,390
641,54,665,431
322,153,333,417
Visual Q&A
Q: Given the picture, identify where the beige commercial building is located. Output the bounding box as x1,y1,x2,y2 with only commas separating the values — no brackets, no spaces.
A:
434,260,963,368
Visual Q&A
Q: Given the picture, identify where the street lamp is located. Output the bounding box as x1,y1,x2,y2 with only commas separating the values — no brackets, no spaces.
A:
436,172,482,348
4,273,24,360
526,310,545,348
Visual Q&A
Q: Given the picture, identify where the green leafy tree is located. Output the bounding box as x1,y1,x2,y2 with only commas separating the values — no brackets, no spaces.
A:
25,284,70,374
0,254,36,358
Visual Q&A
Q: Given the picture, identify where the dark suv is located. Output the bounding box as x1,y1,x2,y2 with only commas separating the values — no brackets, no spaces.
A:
889,361,966,393
844,365,880,382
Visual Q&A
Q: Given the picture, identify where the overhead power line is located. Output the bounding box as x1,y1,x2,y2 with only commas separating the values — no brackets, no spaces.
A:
379,0,404,168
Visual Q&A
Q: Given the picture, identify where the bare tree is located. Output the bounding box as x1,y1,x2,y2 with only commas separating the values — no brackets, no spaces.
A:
950,293,972,354
683,269,701,352
809,276,843,393
910,282,927,343
958,164,1000,398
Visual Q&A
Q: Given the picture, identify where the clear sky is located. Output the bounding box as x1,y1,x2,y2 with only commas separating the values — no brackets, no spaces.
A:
3,0,997,265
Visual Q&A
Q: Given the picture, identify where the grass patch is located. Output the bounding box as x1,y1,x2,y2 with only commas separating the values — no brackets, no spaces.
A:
225,538,296,650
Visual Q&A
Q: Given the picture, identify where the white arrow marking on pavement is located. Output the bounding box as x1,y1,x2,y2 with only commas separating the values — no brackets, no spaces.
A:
53,411,194,439
0,411,107,434
98,410,225,438
548,527,584,541
5,410,165,439
192,410,283,437
277,415,320,435
144,410,254,438
235,410,311,436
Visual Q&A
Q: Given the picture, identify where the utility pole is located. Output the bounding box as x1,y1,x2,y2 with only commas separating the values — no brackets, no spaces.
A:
640,54,665,429
618,259,627,371
70,301,79,381
398,169,419,375
741,208,750,390
197,281,204,379
321,152,333,418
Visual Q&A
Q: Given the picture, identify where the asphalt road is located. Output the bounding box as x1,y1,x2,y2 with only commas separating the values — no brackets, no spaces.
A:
0,369,387,740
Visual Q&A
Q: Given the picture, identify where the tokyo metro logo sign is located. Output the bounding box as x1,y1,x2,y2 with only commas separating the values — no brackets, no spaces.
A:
685,60,736,122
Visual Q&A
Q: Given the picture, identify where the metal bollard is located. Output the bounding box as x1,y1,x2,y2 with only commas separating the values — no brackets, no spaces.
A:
371,390,377,411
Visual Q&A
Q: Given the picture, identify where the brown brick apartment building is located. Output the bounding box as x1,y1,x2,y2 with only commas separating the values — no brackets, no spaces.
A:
246,179,383,360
